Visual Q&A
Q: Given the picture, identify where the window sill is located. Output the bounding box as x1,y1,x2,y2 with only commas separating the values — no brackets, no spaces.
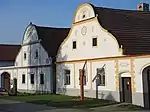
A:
64,84,70,85
98,84,105,86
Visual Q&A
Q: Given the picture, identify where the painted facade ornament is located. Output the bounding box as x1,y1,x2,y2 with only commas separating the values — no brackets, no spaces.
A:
81,26,87,36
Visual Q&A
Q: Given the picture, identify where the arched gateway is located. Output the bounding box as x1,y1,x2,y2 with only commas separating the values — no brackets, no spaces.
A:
142,66,150,108
1,72,10,91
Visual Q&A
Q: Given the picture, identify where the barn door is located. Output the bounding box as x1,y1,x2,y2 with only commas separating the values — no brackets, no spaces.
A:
122,77,132,103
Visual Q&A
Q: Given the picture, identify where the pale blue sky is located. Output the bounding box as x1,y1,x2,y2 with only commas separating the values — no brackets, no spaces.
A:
0,0,149,44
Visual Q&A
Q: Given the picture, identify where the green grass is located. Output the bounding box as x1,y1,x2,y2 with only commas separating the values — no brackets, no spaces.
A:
116,103,145,111
0,94,118,108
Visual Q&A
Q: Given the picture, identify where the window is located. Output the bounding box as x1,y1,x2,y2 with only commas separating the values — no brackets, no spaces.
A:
40,74,44,84
82,14,85,18
73,41,76,49
96,68,105,86
92,38,97,46
35,50,38,58
79,69,86,85
64,70,70,85
24,52,26,60
22,74,25,84
30,74,34,84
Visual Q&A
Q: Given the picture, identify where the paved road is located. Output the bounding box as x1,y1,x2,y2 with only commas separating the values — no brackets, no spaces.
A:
0,99,86,112
0,99,149,112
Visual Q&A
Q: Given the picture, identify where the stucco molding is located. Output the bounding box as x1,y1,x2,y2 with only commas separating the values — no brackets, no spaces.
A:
130,58,136,92
73,3,96,23
74,63,76,88
57,55,150,64
115,60,119,91
90,61,92,89
140,62,150,75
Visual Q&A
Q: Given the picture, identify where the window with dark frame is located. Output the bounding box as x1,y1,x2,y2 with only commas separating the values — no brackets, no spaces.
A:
35,50,38,58
30,74,34,84
82,14,86,18
24,52,26,60
92,38,97,46
64,70,70,85
22,74,25,84
96,68,105,86
40,74,44,84
73,41,76,49
79,69,86,85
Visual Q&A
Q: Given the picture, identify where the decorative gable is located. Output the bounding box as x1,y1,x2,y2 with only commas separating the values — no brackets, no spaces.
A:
74,3,95,23
23,24,38,45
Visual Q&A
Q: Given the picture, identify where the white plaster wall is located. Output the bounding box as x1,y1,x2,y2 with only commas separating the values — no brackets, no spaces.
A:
57,60,116,92
132,57,150,107
57,19,122,62
11,24,52,92
23,25,38,44
75,62,91,90
92,60,116,91
118,59,131,72
15,43,50,67
17,67,51,92
15,24,51,67
57,63,75,89
0,66,52,92
134,57,150,93
0,68,17,88
17,68,28,90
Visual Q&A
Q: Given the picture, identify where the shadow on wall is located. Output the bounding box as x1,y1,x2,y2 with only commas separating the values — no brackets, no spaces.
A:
24,44,52,94
92,73,115,101
56,54,69,95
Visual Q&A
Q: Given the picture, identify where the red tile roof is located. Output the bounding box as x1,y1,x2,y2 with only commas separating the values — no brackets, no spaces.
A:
0,44,21,61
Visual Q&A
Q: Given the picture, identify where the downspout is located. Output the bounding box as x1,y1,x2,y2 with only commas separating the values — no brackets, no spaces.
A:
51,56,56,94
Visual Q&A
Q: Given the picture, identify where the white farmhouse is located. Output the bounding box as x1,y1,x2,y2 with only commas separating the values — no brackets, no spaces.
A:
0,23,69,94
56,3,150,108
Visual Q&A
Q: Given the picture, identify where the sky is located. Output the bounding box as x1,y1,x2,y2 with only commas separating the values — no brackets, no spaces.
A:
0,0,150,44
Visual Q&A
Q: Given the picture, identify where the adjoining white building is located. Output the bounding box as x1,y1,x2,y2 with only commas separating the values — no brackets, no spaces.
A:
0,45,20,89
0,23,69,94
56,3,150,108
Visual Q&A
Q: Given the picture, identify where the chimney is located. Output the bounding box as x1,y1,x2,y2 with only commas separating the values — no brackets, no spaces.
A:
137,3,149,11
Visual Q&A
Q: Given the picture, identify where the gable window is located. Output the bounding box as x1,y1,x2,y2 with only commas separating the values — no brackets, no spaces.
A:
73,41,76,49
79,69,86,85
40,74,44,84
92,38,97,46
82,14,86,18
96,68,105,86
24,52,26,60
22,74,25,84
64,70,70,85
35,50,38,58
30,74,34,84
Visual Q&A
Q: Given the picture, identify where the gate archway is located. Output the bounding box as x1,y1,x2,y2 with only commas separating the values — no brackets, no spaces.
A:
142,66,150,108
1,72,10,91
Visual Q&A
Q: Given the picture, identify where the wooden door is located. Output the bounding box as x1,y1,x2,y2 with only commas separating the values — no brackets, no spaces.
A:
4,74,10,90
122,77,132,103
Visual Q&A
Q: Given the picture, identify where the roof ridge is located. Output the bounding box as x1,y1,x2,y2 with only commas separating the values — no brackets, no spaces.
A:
94,5,150,14
34,25,70,29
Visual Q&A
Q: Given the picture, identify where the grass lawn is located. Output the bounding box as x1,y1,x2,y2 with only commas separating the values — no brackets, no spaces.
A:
0,94,118,108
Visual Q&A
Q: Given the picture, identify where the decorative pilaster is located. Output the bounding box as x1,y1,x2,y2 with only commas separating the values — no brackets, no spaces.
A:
90,61,92,89
115,60,119,91
130,58,136,92
74,63,76,88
